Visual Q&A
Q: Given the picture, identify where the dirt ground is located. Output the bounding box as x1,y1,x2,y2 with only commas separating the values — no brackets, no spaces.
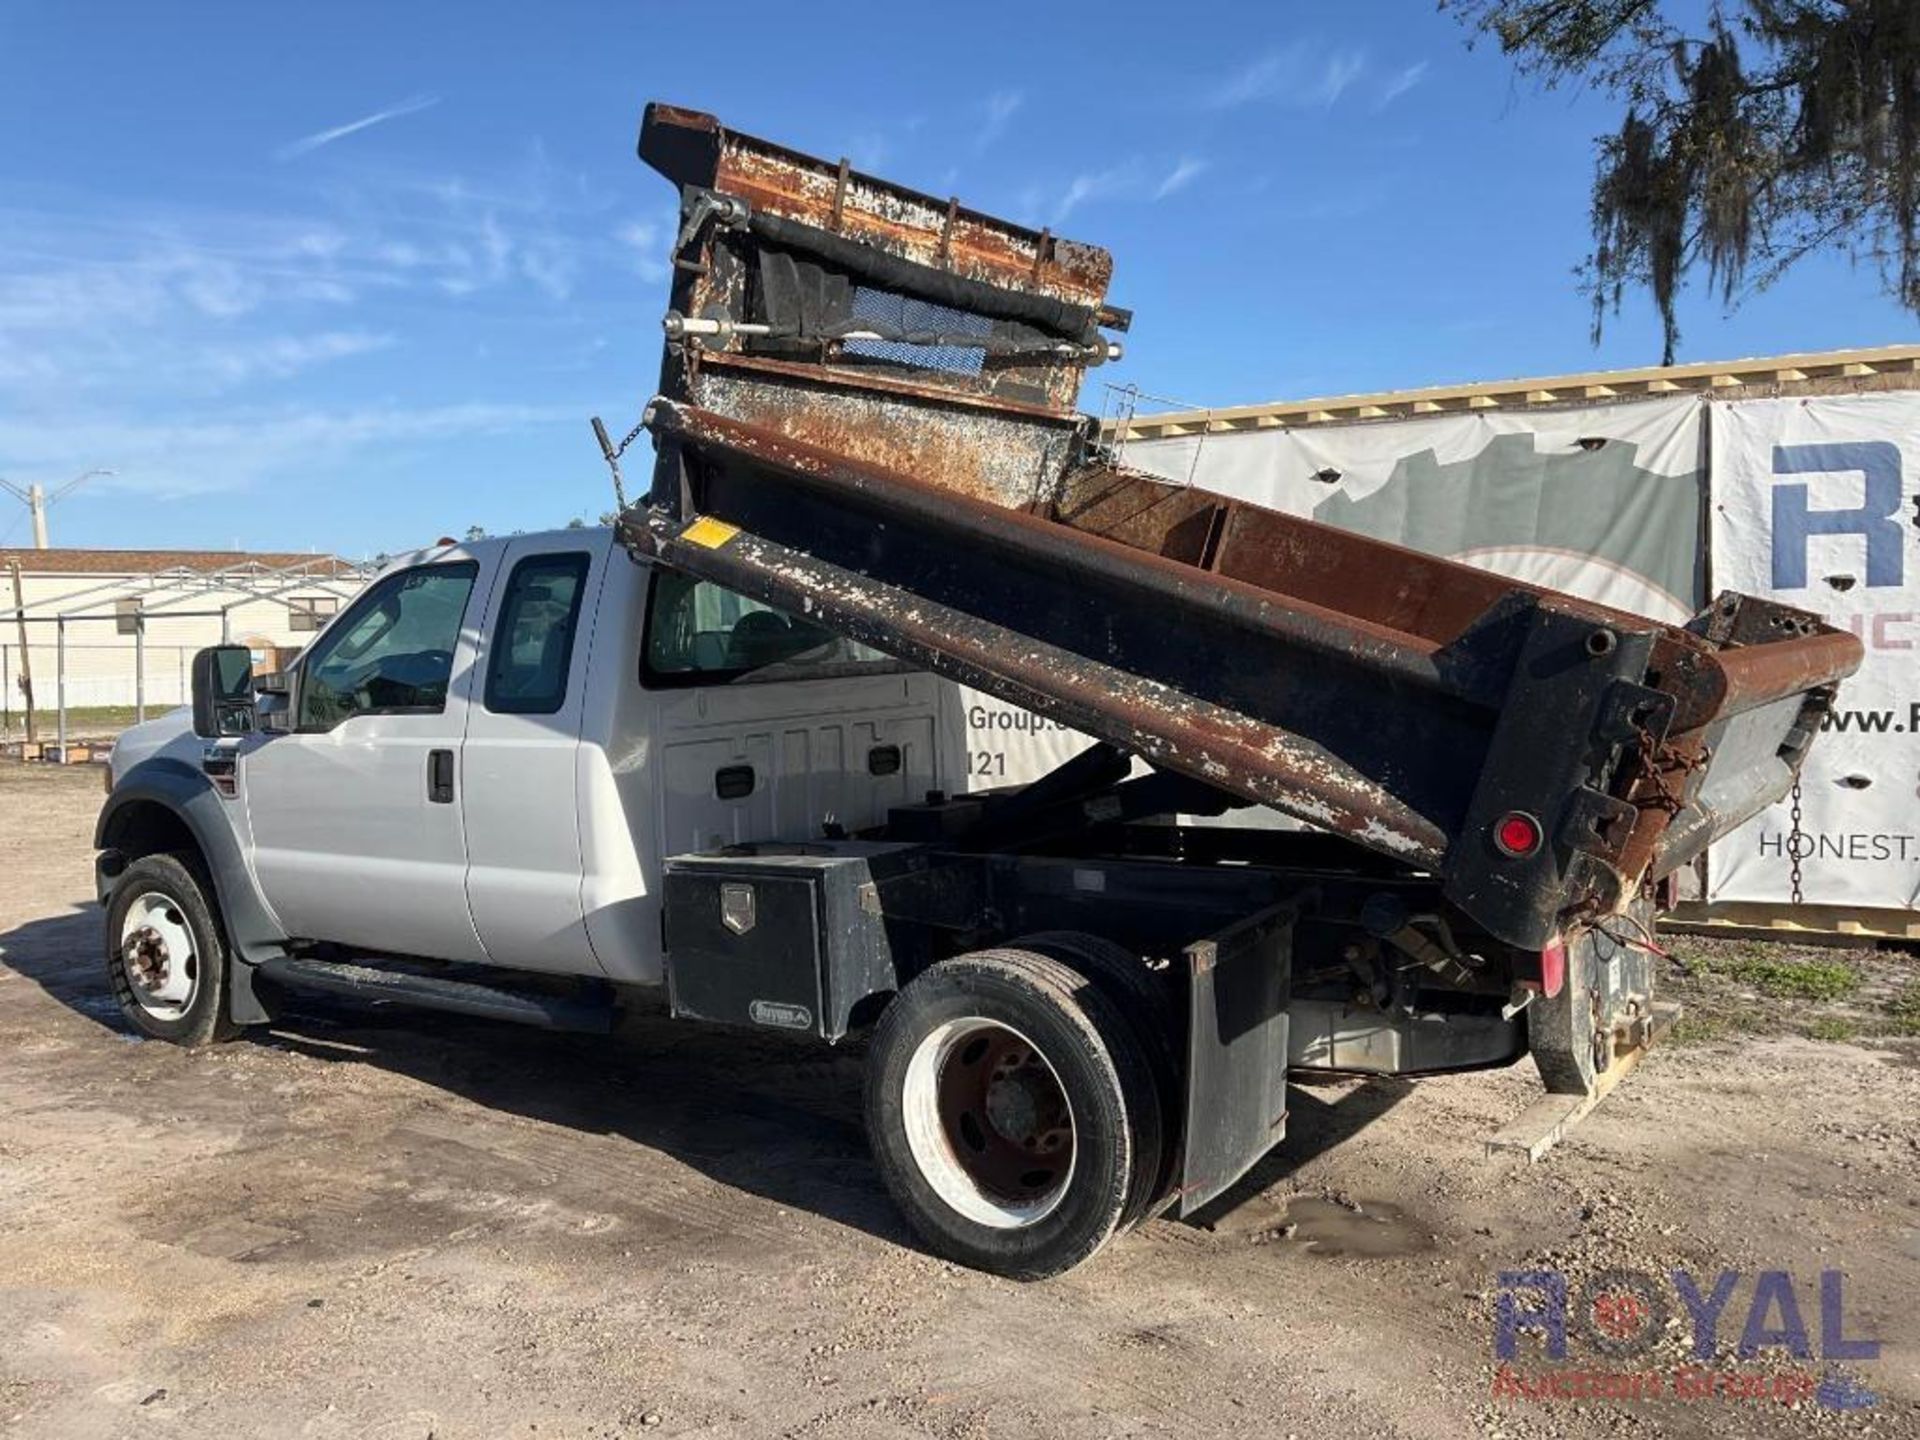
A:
2,762,1916,1440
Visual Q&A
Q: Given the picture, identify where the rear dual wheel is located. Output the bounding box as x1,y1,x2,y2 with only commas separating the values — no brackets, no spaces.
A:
863,947,1165,1280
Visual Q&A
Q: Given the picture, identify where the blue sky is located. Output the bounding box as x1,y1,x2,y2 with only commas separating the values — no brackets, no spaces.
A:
2,0,1914,560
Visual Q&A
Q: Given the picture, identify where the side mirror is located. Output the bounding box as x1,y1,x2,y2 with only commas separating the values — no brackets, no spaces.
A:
191,645,256,738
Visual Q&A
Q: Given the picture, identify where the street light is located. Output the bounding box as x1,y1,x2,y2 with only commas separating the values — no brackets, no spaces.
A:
0,468,116,549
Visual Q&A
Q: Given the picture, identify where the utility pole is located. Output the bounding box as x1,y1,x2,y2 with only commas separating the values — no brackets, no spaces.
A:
1,468,114,549
8,559,32,744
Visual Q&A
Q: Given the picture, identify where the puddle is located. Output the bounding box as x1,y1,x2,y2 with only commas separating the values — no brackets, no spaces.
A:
1256,1197,1435,1258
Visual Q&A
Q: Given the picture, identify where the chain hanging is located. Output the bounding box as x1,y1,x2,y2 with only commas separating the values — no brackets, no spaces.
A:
590,414,648,516
1787,776,1806,906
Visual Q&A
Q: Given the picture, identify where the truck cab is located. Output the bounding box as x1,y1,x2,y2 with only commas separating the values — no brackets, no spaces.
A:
101,527,963,992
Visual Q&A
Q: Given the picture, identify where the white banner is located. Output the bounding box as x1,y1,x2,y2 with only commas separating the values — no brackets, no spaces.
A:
961,395,1706,790
1706,393,1920,910
954,687,1096,790
1124,395,1705,621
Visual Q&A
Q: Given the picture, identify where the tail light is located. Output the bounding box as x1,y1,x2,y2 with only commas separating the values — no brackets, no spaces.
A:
1493,810,1543,858
1537,936,1566,998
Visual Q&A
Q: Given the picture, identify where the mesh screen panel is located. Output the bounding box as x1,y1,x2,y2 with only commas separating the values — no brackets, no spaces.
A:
842,287,991,376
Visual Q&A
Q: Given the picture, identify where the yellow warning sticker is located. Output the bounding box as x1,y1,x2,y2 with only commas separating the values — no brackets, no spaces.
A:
682,516,740,549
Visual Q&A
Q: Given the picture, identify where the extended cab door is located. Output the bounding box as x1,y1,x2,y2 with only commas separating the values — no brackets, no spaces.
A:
243,556,489,961
459,537,607,973
642,568,950,854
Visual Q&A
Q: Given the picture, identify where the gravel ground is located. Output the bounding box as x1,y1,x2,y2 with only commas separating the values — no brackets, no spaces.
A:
2,762,1916,1439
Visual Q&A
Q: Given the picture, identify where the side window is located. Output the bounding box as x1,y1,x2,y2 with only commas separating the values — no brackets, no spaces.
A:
641,569,905,687
484,552,591,714
297,562,478,729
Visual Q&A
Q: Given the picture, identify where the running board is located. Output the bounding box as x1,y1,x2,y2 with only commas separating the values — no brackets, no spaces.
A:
254,957,615,1033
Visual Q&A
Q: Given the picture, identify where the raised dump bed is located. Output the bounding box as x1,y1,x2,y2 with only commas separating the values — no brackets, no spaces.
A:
619,102,1862,956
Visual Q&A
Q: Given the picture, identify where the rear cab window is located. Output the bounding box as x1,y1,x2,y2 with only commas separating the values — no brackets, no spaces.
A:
640,569,907,687
485,552,592,714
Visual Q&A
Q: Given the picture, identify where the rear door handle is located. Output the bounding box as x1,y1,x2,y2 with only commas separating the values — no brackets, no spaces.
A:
427,748,455,803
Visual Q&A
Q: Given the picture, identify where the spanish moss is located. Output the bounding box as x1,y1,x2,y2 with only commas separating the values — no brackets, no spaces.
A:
1450,0,1920,363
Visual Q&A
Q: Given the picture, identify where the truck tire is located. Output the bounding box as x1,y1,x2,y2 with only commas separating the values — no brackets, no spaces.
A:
105,851,243,1048
863,947,1162,1279
1012,931,1182,1228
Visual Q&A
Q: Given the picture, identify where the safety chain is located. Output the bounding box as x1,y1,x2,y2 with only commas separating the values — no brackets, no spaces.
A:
1632,720,1708,815
1787,776,1806,906
590,414,649,516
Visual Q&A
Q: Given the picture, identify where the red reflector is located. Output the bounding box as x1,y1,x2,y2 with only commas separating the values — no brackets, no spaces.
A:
1538,936,1567,998
1494,811,1543,857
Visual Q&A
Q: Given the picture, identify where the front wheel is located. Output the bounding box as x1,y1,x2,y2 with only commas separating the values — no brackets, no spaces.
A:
105,852,242,1047
863,948,1162,1280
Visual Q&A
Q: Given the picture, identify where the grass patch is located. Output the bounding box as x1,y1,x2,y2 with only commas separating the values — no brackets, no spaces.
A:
1667,1011,1766,1045
1702,955,1859,1002
1666,1014,1730,1046
1871,982,1920,1037
1803,1016,1858,1042
1,705,143,739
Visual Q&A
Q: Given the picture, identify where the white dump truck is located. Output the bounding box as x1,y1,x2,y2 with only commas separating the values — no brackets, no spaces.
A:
94,105,1860,1279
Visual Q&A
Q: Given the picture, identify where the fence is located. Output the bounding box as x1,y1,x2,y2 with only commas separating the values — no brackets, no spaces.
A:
1,637,201,736
4,557,376,754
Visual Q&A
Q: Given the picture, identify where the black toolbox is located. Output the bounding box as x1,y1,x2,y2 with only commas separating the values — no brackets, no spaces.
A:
663,841,933,1040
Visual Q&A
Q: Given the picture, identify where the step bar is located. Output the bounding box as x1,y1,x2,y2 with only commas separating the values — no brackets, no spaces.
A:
254,957,615,1033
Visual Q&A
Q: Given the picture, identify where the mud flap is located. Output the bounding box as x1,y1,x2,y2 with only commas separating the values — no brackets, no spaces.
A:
1528,905,1659,1096
1177,904,1295,1217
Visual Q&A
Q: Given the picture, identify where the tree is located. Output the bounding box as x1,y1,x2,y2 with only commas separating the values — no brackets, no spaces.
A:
464,524,488,542
1449,0,1920,363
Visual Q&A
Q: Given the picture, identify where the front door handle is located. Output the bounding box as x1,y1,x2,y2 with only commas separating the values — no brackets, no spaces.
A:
427,748,455,804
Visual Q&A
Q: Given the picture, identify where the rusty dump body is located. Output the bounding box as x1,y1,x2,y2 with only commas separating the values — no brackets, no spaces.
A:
623,103,1863,955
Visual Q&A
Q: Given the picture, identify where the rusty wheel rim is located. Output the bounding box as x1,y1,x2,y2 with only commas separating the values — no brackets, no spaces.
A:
902,1018,1076,1229
120,892,198,1019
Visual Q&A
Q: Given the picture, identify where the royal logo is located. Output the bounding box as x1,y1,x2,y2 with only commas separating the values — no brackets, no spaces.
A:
1770,441,1906,590
1493,1267,1880,1411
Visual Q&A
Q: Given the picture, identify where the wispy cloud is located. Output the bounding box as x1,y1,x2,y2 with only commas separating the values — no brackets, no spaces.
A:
275,93,440,162
0,402,572,501
1204,42,1369,110
1153,156,1209,201
198,331,393,386
1027,153,1207,225
1052,161,1145,224
0,144,646,392
618,220,670,284
0,140,668,535
1375,60,1429,110
844,132,892,173
518,241,575,301
1311,50,1368,106
1210,52,1290,109
976,90,1024,152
